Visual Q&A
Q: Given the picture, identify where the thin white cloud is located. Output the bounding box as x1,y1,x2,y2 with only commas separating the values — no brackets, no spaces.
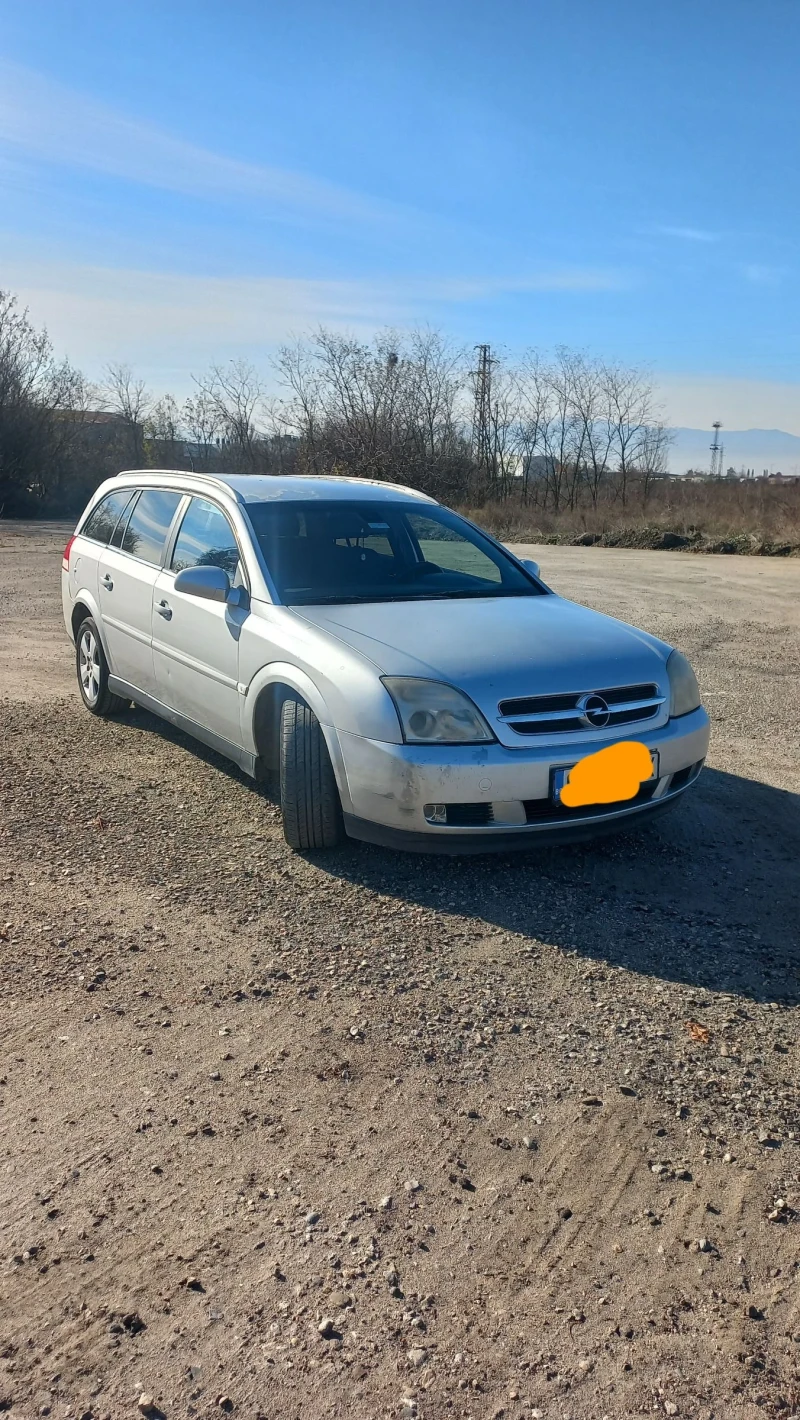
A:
740,262,786,284
4,249,795,435
0,256,624,391
653,225,720,243
656,372,800,435
0,60,405,229
428,271,624,298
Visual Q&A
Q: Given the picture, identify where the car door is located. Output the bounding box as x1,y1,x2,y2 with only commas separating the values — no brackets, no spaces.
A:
97,488,183,696
69,487,138,609
151,495,246,749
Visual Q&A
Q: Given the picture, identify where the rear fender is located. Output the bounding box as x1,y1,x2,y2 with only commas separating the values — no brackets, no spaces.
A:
70,590,112,660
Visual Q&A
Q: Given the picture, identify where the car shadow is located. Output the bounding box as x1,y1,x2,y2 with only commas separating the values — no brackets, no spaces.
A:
121,702,267,788
119,704,798,1005
322,767,800,1006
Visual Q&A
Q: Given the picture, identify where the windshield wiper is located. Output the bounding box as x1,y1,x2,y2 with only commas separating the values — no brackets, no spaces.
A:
291,594,384,605
291,588,533,606
391,589,513,600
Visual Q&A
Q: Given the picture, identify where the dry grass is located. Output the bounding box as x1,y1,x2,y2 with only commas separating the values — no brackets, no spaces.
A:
459,477,800,553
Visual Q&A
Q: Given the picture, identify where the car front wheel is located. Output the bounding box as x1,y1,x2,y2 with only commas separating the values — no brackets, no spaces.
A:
75,617,129,716
279,696,343,851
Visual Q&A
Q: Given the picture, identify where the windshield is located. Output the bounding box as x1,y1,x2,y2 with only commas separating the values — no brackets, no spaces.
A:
244,499,544,606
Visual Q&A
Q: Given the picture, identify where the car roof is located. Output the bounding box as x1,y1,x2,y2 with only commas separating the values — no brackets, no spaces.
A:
114,470,437,506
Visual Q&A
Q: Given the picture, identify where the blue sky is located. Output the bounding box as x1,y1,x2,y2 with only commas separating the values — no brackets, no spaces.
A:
0,0,798,430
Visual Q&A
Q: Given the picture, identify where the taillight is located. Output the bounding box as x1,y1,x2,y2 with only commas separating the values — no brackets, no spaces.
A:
62,533,77,571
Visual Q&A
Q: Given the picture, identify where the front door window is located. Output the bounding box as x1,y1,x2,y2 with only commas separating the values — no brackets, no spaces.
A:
171,497,241,582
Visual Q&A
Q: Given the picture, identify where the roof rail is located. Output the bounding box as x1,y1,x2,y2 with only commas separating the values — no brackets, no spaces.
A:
114,468,245,505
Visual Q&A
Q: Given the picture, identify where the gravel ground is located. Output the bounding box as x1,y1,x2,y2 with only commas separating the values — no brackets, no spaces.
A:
1,523,799,1420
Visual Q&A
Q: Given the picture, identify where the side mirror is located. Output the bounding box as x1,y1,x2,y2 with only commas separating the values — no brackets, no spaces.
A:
521,558,540,579
174,565,230,602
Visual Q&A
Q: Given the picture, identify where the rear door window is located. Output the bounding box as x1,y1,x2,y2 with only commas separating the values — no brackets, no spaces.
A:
120,489,182,566
81,489,136,545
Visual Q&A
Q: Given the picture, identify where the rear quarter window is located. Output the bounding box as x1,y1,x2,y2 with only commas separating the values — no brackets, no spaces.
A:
80,489,136,545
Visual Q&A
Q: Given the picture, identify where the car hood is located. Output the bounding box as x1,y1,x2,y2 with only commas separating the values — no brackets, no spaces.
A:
294,594,671,725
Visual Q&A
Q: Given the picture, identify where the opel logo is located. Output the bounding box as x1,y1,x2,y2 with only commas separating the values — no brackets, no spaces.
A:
577,692,611,728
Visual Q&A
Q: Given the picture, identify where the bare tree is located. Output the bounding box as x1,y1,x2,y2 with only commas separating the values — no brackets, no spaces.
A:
602,362,659,507
37,360,100,506
515,353,552,506
273,340,326,474
484,359,521,500
192,360,265,472
0,291,110,513
146,394,185,468
636,422,672,508
534,348,585,513
182,389,222,468
572,357,614,509
0,290,52,404
10,282,785,540
311,329,399,480
0,292,53,510
102,362,152,465
275,327,471,498
404,329,465,463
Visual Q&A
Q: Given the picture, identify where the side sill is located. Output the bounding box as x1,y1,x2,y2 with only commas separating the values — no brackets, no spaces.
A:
108,676,257,778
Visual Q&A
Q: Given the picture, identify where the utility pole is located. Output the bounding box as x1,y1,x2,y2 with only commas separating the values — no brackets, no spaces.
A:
709,421,724,478
471,344,496,489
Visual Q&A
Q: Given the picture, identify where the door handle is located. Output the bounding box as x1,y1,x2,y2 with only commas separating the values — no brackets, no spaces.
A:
101,574,114,590
156,600,173,621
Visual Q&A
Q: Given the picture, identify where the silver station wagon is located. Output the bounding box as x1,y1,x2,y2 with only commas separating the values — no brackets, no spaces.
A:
62,470,709,853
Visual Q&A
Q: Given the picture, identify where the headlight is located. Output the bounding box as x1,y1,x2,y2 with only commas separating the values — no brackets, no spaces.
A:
382,676,495,744
667,649,701,717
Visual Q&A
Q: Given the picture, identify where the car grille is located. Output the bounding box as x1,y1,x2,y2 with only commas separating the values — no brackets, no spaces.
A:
498,682,664,735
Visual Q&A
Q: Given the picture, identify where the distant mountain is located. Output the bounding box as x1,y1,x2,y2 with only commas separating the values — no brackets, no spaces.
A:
667,427,800,476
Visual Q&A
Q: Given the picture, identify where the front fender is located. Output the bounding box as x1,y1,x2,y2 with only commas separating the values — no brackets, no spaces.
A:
242,662,354,813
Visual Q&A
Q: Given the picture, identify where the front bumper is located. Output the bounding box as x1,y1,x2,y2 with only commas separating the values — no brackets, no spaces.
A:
336,706,710,850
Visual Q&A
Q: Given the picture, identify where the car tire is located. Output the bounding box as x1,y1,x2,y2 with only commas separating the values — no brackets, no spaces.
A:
279,696,343,851
75,616,129,716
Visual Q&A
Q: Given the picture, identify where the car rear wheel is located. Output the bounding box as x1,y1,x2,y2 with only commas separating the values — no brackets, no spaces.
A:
75,617,129,716
279,696,343,851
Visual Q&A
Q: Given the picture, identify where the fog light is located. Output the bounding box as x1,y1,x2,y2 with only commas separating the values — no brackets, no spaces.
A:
424,803,448,824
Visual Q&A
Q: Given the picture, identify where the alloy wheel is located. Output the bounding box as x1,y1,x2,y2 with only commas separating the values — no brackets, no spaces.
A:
79,628,100,705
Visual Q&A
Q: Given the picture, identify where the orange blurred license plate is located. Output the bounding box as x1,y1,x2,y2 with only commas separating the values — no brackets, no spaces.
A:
552,750,659,806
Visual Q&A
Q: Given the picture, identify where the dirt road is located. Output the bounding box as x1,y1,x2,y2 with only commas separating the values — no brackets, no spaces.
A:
1,523,799,1420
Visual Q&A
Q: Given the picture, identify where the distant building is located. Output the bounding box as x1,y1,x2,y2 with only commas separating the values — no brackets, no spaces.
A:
55,409,128,439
